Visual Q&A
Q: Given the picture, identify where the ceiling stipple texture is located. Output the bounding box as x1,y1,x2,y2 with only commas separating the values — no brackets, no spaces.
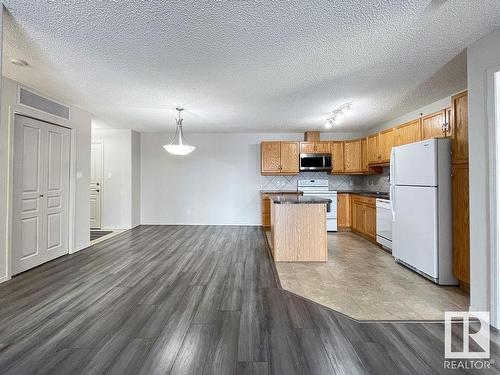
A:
2,1,499,133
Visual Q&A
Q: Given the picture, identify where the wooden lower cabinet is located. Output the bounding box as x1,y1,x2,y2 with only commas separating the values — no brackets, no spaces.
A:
350,195,377,242
452,164,470,285
337,193,351,230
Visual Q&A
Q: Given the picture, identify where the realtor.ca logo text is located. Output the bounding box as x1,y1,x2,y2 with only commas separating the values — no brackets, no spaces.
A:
443,311,494,370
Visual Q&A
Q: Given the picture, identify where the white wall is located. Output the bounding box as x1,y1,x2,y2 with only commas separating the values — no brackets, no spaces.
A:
467,26,500,315
91,127,142,230
141,132,362,225
0,77,92,283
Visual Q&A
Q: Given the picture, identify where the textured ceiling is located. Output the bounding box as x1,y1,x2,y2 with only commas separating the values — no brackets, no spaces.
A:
2,1,499,133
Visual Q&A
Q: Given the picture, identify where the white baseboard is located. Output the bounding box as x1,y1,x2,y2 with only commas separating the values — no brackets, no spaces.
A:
0,275,11,284
70,241,91,254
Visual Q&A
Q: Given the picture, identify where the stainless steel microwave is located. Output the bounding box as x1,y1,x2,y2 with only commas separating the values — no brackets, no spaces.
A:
299,153,332,171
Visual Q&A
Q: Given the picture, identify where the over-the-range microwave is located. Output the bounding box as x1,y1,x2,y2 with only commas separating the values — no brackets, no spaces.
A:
299,153,332,171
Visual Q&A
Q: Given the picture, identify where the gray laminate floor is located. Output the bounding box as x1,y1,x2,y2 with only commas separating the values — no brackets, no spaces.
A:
0,225,498,374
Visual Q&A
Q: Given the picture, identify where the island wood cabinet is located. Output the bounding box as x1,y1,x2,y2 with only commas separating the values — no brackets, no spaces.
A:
261,141,299,175
350,195,377,242
300,141,331,154
261,191,302,228
396,119,421,146
331,141,344,173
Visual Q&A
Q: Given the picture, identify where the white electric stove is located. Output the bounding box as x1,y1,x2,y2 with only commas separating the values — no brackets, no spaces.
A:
298,179,337,231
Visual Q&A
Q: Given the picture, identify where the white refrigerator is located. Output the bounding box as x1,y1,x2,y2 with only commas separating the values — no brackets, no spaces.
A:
390,138,457,285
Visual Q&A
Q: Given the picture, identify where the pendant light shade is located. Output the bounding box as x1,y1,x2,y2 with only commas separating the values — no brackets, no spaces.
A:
163,107,195,155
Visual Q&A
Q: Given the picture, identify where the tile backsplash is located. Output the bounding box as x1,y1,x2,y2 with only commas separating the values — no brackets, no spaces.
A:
260,167,390,192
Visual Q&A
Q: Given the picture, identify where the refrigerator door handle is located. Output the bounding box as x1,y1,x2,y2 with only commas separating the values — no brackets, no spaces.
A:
390,147,396,222
390,184,396,222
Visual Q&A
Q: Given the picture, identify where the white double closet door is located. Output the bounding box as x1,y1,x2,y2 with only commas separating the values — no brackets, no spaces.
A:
12,115,71,275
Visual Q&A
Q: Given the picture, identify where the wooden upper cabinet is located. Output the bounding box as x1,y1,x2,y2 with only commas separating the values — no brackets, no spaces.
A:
377,128,395,163
367,134,379,164
396,119,421,146
451,91,468,164
343,139,361,172
331,141,344,173
422,110,447,140
261,141,299,175
360,138,369,172
315,141,331,153
261,142,281,173
446,107,452,138
280,142,300,173
300,142,316,154
300,141,330,154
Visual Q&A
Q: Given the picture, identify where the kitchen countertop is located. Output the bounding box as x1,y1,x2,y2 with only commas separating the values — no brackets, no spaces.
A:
260,190,303,194
337,190,390,200
270,196,332,205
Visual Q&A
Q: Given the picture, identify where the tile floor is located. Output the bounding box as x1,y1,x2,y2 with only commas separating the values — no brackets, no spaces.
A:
269,231,469,321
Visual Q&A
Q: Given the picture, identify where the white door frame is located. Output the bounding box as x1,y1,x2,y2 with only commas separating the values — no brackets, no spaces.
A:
5,107,77,282
90,141,103,229
486,66,500,329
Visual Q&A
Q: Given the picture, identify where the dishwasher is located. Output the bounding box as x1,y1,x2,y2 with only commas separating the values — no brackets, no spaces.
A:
376,198,392,251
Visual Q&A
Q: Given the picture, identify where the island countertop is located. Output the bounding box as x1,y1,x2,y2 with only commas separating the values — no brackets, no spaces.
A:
270,196,332,205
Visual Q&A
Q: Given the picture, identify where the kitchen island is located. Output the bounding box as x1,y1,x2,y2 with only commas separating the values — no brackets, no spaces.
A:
270,195,331,262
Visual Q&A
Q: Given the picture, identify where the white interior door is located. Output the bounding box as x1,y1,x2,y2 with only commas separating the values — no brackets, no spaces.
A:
12,115,71,275
90,142,102,229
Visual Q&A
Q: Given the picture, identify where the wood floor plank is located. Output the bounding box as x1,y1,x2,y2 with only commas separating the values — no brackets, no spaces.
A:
170,324,214,375
0,225,497,375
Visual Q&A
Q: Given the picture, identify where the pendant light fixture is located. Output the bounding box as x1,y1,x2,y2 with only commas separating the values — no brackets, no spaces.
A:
163,107,196,155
